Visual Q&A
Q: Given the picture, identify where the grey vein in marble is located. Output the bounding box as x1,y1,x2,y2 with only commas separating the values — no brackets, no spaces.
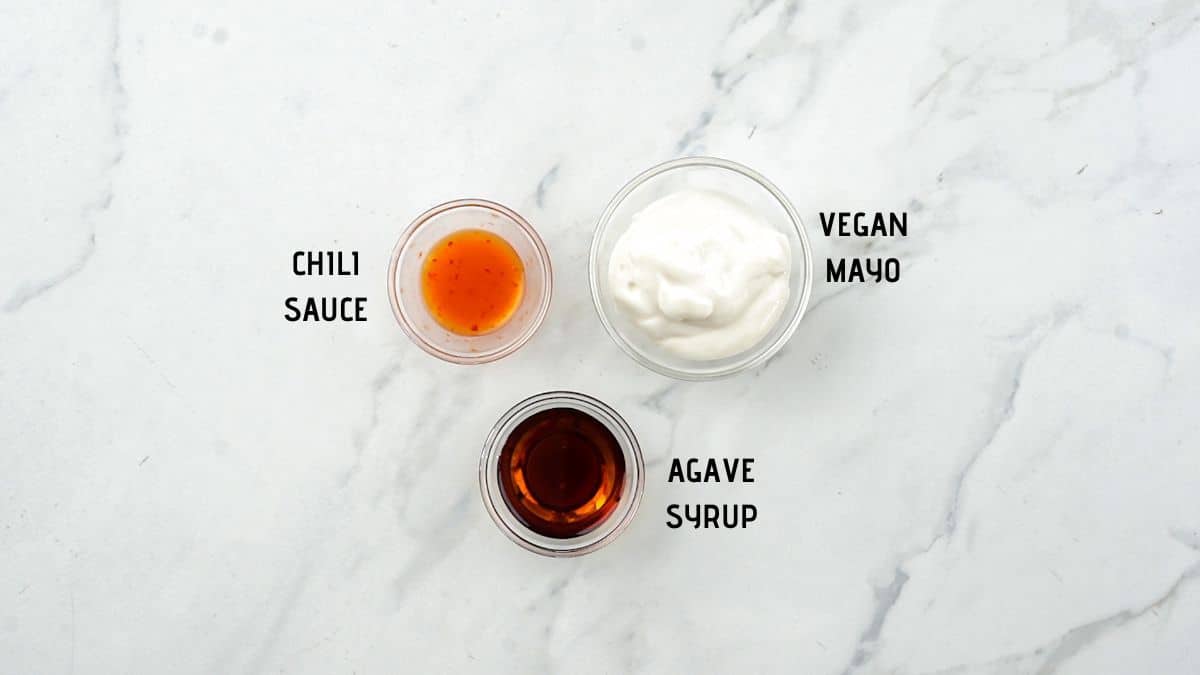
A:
918,541,1200,675
534,163,560,209
5,1,126,313
838,568,911,675
4,233,97,312
840,312,1073,675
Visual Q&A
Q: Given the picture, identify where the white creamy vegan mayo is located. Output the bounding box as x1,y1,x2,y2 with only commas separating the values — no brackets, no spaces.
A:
607,189,791,361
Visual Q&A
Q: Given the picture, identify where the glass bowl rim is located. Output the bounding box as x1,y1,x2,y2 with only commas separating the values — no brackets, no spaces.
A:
387,198,553,365
587,156,814,380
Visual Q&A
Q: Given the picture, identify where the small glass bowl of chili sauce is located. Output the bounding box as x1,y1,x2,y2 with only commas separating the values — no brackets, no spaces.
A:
480,391,645,557
388,199,553,364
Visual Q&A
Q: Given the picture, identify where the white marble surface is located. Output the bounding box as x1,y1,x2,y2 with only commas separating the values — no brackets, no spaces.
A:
3,1,1200,673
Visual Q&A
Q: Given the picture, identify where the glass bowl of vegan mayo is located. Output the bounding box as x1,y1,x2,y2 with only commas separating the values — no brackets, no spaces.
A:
589,157,812,380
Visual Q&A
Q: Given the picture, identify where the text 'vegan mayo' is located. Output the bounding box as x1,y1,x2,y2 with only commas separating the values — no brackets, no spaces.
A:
607,189,790,361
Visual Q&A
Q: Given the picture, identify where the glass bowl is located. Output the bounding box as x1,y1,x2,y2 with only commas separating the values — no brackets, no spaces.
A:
479,391,645,557
589,157,812,380
388,199,553,364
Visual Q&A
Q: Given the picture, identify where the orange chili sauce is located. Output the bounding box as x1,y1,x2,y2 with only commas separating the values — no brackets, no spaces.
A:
420,229,524,335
